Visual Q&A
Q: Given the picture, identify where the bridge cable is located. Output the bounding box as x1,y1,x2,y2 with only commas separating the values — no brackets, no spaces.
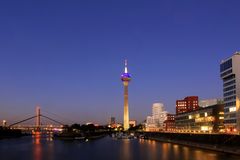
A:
40,115,65,126
8,116,37,127
41,109,75,124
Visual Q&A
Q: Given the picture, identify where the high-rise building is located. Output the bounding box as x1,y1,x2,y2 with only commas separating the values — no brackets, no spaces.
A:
176,96,199,115
220,52,240,133
145,103,168,131
152,103,164,124
146,116,154,125
121,60,131,131
152,103,167,128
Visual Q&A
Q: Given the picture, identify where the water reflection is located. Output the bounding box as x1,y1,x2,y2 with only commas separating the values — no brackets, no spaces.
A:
121,139,131,160
32,132,54,160
148,140,157,160
136,139,223,160
161,143,170,160
32,132,42,160
0,136,240,160
183,146,190,160
194,149,217,160
172,144,180,157
193,150,203,160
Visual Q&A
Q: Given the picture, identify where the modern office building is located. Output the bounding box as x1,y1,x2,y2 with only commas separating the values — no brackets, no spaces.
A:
145,103,168,131
146,116,154,124
176,96,199,115
152,103,164,124
146,116,156,131
175,104,224,133
220,52,240,133
121,60,131,131
152,103,168,129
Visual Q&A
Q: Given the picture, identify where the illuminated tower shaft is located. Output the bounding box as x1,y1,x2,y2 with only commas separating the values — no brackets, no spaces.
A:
121,60,131,131
123,81,129,131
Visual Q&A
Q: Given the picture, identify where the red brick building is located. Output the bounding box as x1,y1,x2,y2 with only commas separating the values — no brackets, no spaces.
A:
176,96,199,115
164,113,175,132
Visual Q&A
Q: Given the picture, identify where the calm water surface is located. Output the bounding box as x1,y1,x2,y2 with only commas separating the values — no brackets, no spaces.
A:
0,136,239,160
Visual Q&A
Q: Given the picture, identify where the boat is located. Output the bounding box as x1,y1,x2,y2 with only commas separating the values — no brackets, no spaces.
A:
54,132,85,141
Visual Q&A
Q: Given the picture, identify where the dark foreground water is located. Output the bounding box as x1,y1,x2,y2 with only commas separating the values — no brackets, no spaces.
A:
0,136,240,160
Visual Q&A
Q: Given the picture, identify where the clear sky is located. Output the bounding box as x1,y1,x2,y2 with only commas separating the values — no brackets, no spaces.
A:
0,0,240,125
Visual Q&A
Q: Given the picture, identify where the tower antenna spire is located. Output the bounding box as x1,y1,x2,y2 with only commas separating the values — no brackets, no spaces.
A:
124,59,128,73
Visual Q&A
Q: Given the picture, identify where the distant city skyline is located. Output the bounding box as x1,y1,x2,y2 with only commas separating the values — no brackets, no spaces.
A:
0,1,240,124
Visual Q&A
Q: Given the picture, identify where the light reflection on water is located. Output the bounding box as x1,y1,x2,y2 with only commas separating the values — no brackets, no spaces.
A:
0,136,239,160
32,132,55,160
121,139,131,160
137,139,237,160
172,144,180,158
183,146,190,160
32,134,41,160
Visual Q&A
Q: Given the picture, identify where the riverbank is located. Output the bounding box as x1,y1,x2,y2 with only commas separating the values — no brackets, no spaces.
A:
143,132,240,155
0,127,23,139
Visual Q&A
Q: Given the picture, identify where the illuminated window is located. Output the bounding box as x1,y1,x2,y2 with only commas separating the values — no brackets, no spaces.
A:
229,107,236,112
219,117,224,120
201,126,209,131
204,112,208,117
189,115,192,119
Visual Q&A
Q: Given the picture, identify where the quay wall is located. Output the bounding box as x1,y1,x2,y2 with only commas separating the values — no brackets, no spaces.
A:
142,132,240,155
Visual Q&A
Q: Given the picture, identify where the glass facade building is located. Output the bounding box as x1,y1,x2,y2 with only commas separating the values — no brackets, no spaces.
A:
220,52,240,133
175,104,224,133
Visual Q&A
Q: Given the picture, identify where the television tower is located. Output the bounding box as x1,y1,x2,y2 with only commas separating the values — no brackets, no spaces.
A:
121,60,131,131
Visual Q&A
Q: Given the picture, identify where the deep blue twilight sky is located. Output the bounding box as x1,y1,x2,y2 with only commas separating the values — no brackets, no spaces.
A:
0,0,239,125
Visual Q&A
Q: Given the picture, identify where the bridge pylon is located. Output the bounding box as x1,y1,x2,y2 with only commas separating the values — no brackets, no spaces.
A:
36,106,40,131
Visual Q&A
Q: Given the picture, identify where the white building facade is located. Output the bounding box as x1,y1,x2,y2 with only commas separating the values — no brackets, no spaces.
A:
220,52,240,133
146,103,168,131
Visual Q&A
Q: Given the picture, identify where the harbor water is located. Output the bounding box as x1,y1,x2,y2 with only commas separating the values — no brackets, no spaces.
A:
0,136,239,160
